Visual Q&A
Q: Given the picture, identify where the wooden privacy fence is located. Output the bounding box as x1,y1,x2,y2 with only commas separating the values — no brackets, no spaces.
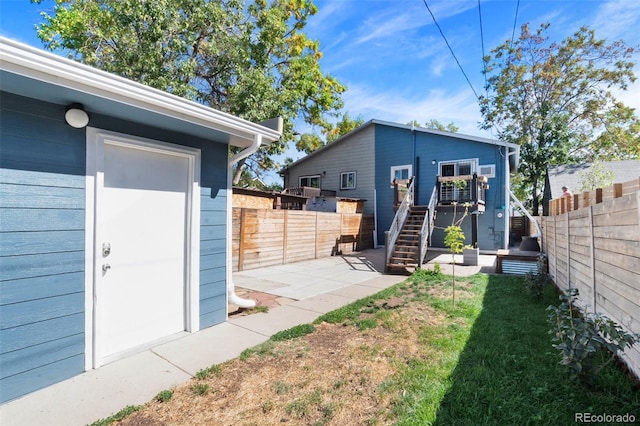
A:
232,208,374,272
541,177,640,379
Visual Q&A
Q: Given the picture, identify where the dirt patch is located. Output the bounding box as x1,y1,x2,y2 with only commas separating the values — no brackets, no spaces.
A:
115,289,446,425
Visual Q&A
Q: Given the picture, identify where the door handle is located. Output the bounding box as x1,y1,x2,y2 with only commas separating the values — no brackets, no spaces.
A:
102,264,111,273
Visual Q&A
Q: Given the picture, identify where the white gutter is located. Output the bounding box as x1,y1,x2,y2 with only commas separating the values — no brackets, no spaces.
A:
226,134,264,309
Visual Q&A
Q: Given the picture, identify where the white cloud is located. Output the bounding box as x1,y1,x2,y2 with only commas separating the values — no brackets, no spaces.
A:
592,0,640,42
341,83,490,137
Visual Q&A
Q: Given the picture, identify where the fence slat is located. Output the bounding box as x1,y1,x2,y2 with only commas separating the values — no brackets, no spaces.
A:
543,188,640,380
232,208,374,272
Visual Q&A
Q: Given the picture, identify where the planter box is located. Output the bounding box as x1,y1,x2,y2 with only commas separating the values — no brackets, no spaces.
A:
463,248,479,266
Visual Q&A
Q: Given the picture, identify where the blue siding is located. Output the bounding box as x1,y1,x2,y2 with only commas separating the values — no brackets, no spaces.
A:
374,124,510,250
373,125,414,245
0,93,86,403
1,89,231,403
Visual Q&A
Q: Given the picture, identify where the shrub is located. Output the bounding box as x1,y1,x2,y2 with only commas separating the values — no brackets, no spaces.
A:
547,289,640,384
155,389,173,402
523,254,551,300
191,383,210,396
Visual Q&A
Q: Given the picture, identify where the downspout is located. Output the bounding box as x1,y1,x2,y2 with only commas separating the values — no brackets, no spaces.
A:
226,134,263,309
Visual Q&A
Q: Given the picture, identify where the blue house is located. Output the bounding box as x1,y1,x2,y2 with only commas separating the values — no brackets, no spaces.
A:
0,37,281,403
280,120,519,269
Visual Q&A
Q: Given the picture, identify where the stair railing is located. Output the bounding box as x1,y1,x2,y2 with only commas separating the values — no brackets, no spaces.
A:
385,177,415,269
427,185,438,244
418,185,438,267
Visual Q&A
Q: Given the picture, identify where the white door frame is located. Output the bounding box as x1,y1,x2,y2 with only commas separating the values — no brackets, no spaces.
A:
85,128,201,369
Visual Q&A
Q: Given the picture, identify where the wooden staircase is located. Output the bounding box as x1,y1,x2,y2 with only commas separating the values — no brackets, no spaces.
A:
386,206,428,271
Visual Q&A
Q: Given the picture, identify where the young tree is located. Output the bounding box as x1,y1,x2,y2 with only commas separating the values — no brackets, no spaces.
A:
578,160,614,192
480,23,639,214
33,0,345,184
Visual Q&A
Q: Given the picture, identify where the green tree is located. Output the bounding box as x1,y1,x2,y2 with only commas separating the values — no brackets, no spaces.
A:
296,111,364,154
33,0,345,184
295,133,324,154
578,160,614,192
480,23,639,214
407,119,459,133
325,112,364,142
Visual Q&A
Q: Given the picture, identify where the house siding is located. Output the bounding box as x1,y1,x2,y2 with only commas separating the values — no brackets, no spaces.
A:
284,126,376,214
0,93,87,403
373,125,414,244
0,93,229,403
284,121,512,250
411,131,509,250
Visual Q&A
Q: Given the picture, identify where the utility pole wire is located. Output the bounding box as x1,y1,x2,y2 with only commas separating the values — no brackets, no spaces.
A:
422,0,480,100
510,0,521,46
478,0,487,94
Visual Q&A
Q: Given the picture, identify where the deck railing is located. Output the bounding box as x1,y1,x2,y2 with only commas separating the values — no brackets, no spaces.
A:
385,177,415,267
437,174,487,206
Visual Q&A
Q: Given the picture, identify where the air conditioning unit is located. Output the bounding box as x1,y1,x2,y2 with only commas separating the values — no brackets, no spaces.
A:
479,164,495,178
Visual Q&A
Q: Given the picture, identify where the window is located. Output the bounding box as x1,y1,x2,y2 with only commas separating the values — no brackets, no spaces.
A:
340,171,356,190
299,175,320,188
438,159,477,177
438,159,478,201
390,164,412,187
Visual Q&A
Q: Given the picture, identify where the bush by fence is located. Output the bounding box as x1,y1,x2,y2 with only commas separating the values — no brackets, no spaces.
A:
232,208,374,272
542,178,640,379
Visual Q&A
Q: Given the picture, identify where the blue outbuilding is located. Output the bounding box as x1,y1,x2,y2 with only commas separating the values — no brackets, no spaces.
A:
0,37,281,403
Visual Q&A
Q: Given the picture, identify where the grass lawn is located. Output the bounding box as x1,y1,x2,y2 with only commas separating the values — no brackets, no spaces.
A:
385,271,640,425
98,270,639,425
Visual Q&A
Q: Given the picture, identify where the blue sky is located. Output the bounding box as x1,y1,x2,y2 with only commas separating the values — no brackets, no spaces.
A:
2,0,639,183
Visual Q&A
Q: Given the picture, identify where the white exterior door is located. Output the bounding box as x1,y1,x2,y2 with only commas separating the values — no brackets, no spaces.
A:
88,130,200,366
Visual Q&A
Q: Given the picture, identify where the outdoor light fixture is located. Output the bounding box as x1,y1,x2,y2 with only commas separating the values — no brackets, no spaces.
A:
65,103,89,128
431,160,436,165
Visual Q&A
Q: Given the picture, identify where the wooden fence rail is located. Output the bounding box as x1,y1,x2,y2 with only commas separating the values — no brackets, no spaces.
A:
232,208,374,272
542,178,640,379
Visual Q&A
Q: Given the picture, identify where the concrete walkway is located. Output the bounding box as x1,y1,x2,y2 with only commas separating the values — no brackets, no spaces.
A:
0,248,496,426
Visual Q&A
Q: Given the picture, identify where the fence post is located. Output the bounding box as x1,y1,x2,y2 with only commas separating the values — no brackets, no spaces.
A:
238,208,246,272
588,205,596,313
554,215,558,287
283,209,288,264
566,210,570,289
315,212,319,259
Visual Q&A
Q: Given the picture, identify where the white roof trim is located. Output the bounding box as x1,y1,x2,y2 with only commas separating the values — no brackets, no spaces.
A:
0,37,281,147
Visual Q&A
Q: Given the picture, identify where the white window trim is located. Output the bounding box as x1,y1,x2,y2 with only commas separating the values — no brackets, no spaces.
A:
390,164,412,187
340,171,357,190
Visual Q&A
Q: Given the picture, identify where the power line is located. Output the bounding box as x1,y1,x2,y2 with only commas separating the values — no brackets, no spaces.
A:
478,0,487,94
422,0,480,100
510,0,521,46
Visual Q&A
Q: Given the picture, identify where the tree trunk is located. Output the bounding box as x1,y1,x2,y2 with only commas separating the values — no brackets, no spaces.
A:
532,195,540,216
232,157,246,186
